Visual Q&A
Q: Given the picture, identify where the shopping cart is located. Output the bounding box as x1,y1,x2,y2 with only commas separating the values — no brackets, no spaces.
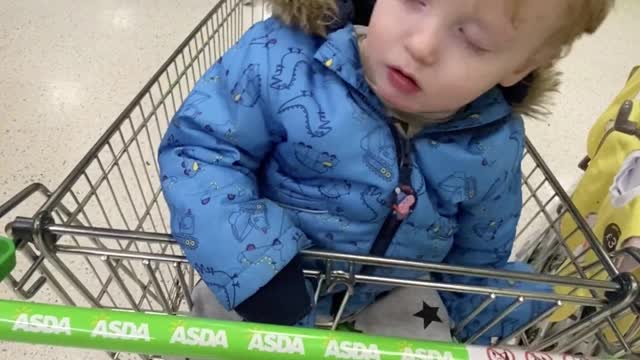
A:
1,0,639,359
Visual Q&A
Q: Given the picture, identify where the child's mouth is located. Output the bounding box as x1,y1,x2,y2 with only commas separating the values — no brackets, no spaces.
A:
387,67,421,95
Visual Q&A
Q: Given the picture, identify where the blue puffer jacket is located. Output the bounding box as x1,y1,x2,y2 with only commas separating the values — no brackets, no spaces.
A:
159,18,552,343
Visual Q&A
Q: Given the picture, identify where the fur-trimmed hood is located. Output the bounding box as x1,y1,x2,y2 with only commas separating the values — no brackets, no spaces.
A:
267,0,559,118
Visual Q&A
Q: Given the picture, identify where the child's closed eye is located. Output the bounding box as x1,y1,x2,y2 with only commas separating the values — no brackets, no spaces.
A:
404,0,429,9
458,27,490,54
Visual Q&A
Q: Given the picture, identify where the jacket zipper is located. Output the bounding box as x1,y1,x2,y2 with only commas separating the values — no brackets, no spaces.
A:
364,122,415,261
330,122,416,318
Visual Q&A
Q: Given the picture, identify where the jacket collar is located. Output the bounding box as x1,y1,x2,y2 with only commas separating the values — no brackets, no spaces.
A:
313,24,514,134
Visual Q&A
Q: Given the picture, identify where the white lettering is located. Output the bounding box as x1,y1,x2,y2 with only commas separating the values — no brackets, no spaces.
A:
248,333,305,354
91,320,150,342
169,326,228,348
12,313,72,335
401,347,454,360
324,340,381,360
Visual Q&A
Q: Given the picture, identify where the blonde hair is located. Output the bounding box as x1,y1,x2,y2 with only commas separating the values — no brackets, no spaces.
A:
510,0,615,117
516,0,614,59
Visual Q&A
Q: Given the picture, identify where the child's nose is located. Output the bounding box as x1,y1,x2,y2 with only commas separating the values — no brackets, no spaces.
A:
405,25,441,66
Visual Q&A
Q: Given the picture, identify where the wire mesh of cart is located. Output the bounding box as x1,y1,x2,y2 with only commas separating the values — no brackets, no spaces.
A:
1,1,639,359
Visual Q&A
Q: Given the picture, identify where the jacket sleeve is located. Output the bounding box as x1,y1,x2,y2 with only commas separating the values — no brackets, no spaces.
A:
436,120,554,344
158,21,312,324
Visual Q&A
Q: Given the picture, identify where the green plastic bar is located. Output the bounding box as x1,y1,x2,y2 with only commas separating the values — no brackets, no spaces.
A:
0,300,595,360
0,236,16,282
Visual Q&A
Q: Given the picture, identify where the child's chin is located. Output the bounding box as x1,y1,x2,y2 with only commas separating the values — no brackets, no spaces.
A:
376,88,420,113
377,86,454,115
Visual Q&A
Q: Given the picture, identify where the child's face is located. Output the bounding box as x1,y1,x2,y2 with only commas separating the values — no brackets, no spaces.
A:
362,0,563,115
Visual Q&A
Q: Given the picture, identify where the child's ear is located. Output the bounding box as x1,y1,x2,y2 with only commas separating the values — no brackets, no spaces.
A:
501,47,559,87
499,64,539,87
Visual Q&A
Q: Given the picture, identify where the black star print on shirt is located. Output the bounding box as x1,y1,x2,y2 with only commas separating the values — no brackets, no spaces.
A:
413,301,443,330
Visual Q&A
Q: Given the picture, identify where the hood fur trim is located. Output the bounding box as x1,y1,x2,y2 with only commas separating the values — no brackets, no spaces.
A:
513,67,561,119
268,0,338,37
266,0,557,117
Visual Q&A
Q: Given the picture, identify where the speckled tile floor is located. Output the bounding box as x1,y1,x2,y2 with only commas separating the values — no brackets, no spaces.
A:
1,1,639,359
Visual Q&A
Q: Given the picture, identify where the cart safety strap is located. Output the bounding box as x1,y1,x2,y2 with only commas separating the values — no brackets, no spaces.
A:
0,236,16,282
0,300,601,360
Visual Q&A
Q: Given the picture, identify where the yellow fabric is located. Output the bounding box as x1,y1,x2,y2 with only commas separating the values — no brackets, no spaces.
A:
549,67,640,344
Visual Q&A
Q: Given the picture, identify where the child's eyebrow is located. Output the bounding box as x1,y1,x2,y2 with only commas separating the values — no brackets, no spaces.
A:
471,14,518,47
470,1,518,43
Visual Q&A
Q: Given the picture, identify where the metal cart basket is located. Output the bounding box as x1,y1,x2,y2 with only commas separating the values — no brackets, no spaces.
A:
1,1,639,359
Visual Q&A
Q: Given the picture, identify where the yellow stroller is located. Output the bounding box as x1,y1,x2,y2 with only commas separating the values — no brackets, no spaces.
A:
528,66,640,356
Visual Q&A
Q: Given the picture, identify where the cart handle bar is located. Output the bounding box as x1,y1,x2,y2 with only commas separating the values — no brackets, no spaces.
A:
0,299,605,360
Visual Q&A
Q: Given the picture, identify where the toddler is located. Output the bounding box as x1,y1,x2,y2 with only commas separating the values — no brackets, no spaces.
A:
159,0,613,343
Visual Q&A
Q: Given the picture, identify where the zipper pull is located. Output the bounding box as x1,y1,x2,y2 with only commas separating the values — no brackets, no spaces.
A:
392,185,416,220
